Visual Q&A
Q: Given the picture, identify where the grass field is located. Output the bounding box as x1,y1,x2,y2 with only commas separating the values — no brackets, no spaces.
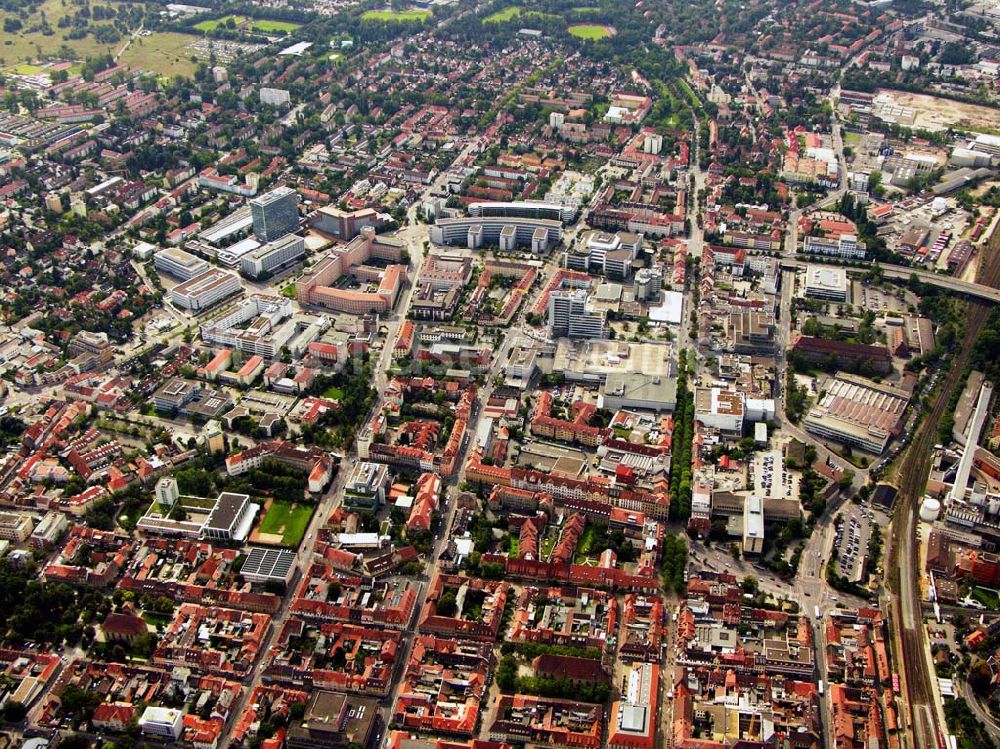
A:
0,0,200,77
484,6,560,23
568,23,614,39
322,385,345,400
119,32,202,77
484,6,522,21
0,0,122,65
193,15,247,32
259,500,314,547
361,8,431,22
251,19,301,32
9,63,47,75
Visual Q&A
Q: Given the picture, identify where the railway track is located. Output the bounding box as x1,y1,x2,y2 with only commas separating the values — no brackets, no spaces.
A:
887,233,1000,748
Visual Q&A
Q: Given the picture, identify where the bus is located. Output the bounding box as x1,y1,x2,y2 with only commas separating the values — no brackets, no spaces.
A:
817,680,824,696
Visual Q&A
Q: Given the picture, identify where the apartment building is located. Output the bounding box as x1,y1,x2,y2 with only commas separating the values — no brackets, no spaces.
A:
170,268,243,311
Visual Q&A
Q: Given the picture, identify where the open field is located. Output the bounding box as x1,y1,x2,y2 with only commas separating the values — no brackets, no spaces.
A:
193,15,248,32
119,32,202,77
568,23,615,39
879,88,1000,134
251,19,301,32
484,6,560,23
361,8,431,22
0,0,200,77
0,0,121,65
258,499,314,547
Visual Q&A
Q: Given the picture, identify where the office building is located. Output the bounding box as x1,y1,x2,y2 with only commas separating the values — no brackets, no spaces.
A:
170,268,243,311
202,492,255,542
430,216,561,254
694,387,744,436
287,690,380,749
634,267,662,302
0,512,34,543
803,265,848,301
310,205,380,240
566,231,642,279
549,289,606,339
803,234,866,260
344,462,390,508
241,234,306,279
743,495,764,555
251,186,300,242
139,707,184,741
154,246,209,280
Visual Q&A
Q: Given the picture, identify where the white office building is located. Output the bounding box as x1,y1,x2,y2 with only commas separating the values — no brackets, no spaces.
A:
154,247,209,280
548,289,606,339
170,268,243,311
240,234,306,279
139,707,184,740
803,265,848,302
803,234,865,260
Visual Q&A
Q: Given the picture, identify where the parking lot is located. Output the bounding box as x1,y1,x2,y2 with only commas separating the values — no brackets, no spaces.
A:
833,503,881,583
851,281,912,314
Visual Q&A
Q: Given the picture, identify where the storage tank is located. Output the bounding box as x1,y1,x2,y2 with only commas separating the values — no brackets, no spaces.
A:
919,497,941,522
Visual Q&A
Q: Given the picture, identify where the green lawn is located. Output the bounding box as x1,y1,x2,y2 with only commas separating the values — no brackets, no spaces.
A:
971,586,999,609
9,63,46,75
484,6,560,23
361,8,432,22
250,19,301,32
568,23,614,39
484,6,522,21
322,385,345,400
258,500,314,547
280,283,297,299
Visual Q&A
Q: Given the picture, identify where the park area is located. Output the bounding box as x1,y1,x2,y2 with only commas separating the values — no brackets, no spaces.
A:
253,499,314,547
0,0,200,75
568,23,616,39
361,8,432,22
484,6,560,23
193,15,301,34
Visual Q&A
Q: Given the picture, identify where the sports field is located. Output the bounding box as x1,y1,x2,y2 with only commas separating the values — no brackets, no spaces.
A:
568,23,615,39
258,499,313,547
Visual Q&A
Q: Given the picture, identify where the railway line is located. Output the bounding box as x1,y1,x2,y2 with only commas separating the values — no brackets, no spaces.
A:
887,233,1000,748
